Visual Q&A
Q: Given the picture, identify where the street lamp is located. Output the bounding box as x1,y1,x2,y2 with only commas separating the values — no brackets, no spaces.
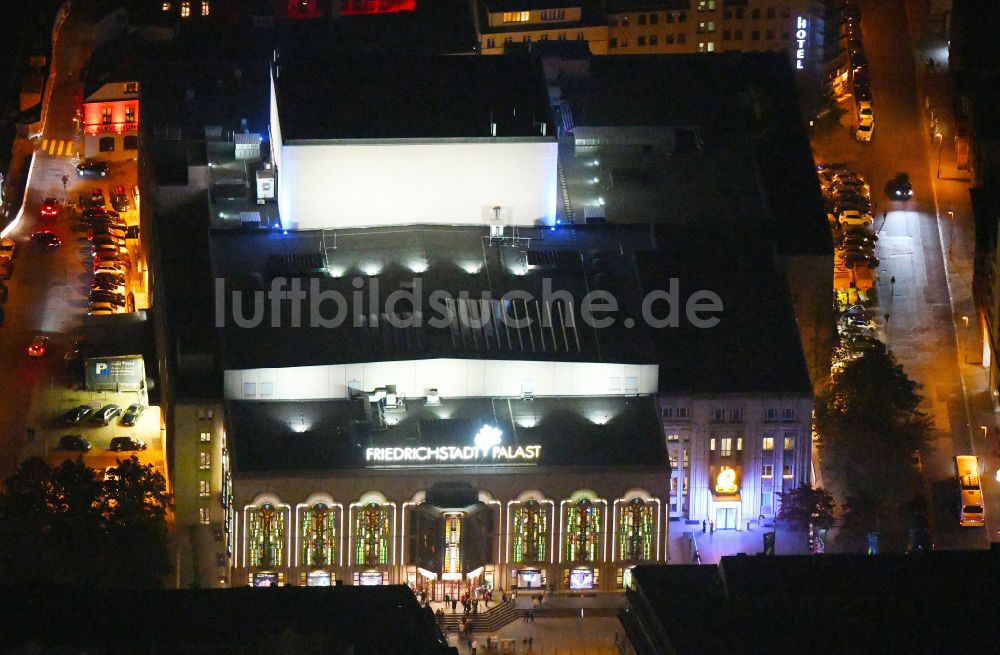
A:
935,131,944,179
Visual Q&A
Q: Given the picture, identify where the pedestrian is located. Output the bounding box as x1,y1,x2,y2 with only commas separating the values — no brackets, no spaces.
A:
512,589,517,604
452,597,458,612
702,520,707,533
523,608,529,623
710,520,715,534
471,638,478,655
530,608,536,622
890,276,896,285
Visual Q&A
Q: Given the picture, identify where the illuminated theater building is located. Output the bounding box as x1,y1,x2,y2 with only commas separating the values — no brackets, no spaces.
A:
144,51,815,589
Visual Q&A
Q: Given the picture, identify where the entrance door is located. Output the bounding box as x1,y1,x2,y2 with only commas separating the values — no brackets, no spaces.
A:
716,507,737,530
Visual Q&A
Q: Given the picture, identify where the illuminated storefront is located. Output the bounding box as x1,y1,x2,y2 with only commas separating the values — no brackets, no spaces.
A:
81,80,140,159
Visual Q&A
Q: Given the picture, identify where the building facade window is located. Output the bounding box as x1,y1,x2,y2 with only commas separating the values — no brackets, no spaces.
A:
638,36,646,46
200,431,212,442
766,7,776,19
181,1,191,17
609,37,618,48
249,503,284,567
101,107,112,124
665,34,675,44
752,8,760,20
486,38,496,49
735,28,743,39
678,33,686,43
541,9,565,21
751,30,760,40
201,0,210,16
565,499,601,563
783,408,796,421
762,436,774,451
783,465,793,479
709,437,717,451
650,13,659,25
784,435,795,451
762,465,774,478
766,29,775,40
302,503,336,567
99,137,115,152
199,506,210,524
765,407,779,420
711,408,725,422
199,479,210,497
661,407,673,418
125,82,139,94
666,12,674,23
355,503,390,566
720,437,732,457
512,500,547,564
502,11,529,23
124,106,136,124
199,451,211,469
639,14,647,25
618,498,654,561
736,437,743,452
650,35,658,45
676,407,690,418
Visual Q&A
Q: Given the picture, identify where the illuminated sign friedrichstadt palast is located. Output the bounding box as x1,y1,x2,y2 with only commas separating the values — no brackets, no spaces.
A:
365,444,541,465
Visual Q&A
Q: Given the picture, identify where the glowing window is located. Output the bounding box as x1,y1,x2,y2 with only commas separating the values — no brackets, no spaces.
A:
101,107,112,124
502,11,529,23
564,499,601,563
784,435,795,451
200,431,211,442
199,507,210,524
443,513,462,574
354,502,390,566
720,438,732,457
199,479,210,497
199,451,211,469
125,106,135,124
783,465,793,479
201,0,210,16
162,2,172,11
249,503,285,567
762,436,774,451
301,503,336,567
181,1,191,18
512,500,547,564
762,465,774,478
617,498,654,561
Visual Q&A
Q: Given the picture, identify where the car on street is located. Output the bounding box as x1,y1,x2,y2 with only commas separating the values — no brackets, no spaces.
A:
842,251,879,268
31,231,62,249
120,403,145,427
0,238,14,260
89,189,106,208
89,290,126,307
94,271,126,287
111,186,130,212
109,436,147,452
839,209,873,227
832,174,871,193
88,225,127,240
93,253,129,270
63,405,95,425
26,335,48,357
92,404,123,425
856,117,874,142
76,161,110,177
887,172,914,200
844,226,876,241
40,197,60,218
95,264,128,278
59,435,92,452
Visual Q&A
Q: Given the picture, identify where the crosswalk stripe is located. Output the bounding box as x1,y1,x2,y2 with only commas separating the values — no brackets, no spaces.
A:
41,139,48,151
56,141,65,156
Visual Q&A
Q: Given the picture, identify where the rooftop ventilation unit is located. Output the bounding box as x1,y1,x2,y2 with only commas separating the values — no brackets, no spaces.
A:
426,388,441,405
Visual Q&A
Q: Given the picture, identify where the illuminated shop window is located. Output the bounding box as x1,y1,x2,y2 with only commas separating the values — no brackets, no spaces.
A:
181,1,191,17
565,499,601,563
355,502,390,566
502,11,529,23
513,500,547,564
443,513,462,575
618,498,654,561
249,503,285,568
301,503,336,567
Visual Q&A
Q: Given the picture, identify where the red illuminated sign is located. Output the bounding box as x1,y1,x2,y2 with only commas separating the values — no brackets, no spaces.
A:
340,0,416,16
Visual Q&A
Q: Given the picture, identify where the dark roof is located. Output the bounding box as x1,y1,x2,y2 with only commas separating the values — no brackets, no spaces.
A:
272,54,555,140
485,0,591,9
0,586,453,654
628,551,1000,655
83,38,142,101
228,394,666,474
606,0,693,12
639,226,812,395
567,54,832,258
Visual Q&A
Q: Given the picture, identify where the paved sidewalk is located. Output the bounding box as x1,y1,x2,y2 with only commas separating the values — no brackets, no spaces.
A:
670,520,811,564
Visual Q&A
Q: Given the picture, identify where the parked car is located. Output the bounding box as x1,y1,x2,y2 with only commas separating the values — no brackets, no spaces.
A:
88,303,115,316
0,238,14,260
31,231,62,249
40,197,60,218
120,403,145,427
59,434,92,452
92,404,123,425
76,161,110,177
93,253,129,270
109,436,147,452
111,186,131,212
63,405,95,425
839,210,873,227
89,290,126,307
856,117,874,142
89,225,127,240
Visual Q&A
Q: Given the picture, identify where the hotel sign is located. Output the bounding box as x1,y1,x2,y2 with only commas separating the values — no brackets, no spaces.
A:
795,17,808,70
365,425,541,466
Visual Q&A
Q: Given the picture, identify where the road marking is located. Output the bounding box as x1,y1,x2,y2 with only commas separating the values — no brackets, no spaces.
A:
41,139,48,151
56,140,65,156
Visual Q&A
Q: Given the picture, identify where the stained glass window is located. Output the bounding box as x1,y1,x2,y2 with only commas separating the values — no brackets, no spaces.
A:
302,503,336,567
564,499,601,563
355,502,390,566
513,500,547,564
443,513,462,574
618,498,654,561
249,503,285,568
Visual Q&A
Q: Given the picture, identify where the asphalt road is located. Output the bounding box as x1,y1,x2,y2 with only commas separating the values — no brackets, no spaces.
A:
0,6,100,478
816,0,988,550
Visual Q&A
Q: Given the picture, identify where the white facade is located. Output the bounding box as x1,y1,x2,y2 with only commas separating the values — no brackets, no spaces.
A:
275,140,558,231
225,359,658,400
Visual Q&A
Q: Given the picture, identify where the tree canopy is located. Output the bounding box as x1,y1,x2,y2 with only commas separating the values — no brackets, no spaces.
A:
0,456,171,588
816,348,931,552
777,484,836,530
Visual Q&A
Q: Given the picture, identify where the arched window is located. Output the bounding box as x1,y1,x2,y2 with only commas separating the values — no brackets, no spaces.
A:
564,499,601,563
99,136,115,152
301,503,336,567
123,135,138,150
618,498,654,561
355,502,390,566
512,500,547,564
249,503,285,568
